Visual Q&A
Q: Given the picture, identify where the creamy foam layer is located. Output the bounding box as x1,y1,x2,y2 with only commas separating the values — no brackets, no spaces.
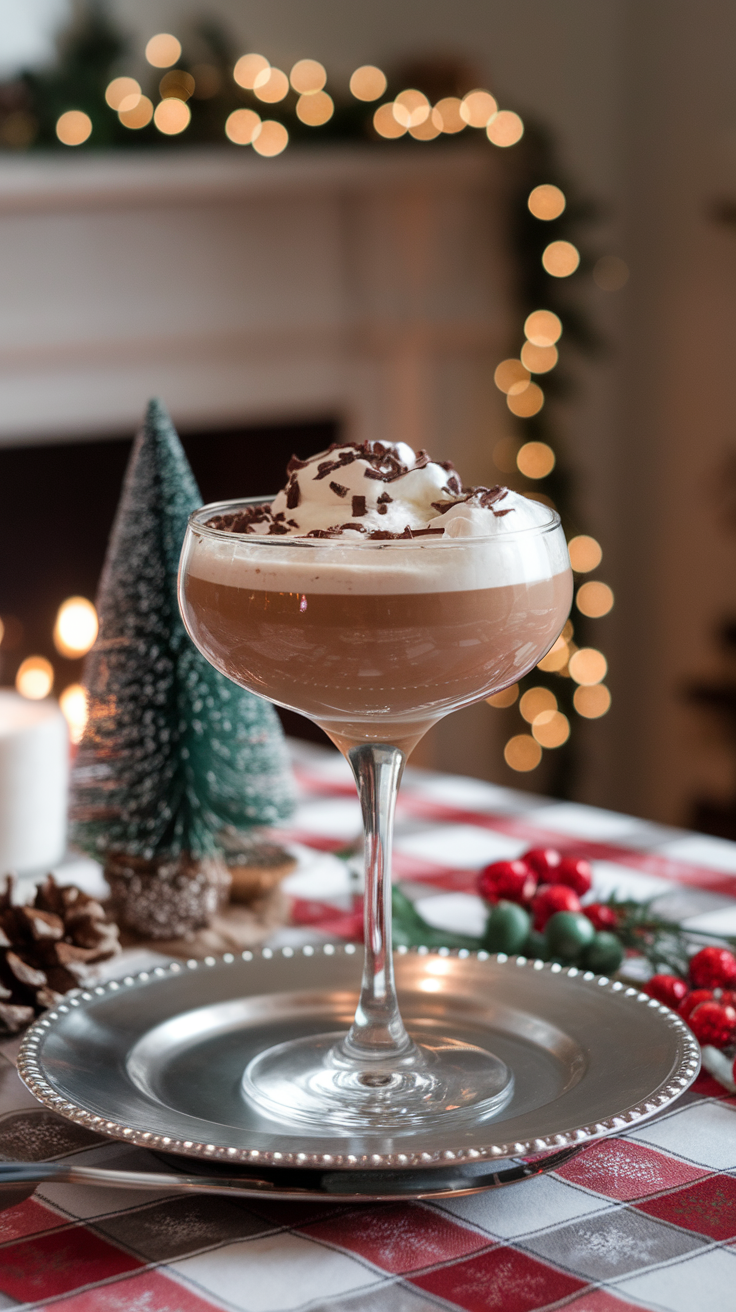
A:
186,529,569,594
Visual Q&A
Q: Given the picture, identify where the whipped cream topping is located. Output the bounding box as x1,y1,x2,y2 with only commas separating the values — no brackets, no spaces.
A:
206,441,554,541
190,441,569,593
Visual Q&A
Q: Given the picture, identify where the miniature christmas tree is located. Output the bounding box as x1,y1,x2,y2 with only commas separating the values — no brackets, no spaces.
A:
70,399,295,938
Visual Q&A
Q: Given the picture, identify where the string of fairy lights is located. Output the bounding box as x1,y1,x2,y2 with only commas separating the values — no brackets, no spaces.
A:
486,206,613,773
51,32,526,155
10,31,615,776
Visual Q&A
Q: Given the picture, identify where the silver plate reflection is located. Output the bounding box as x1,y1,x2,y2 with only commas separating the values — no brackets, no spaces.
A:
18,947,699,1188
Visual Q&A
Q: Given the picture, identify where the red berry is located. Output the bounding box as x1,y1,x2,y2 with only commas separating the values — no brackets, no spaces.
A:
554,856,593,897
688,1000,736,1049
524,848,563,880
678,989,714,1020
689,947,736,990
532,883,581,930
645,974,690,1009
584,902,619,932
477,860,537,906
719,989,736,1009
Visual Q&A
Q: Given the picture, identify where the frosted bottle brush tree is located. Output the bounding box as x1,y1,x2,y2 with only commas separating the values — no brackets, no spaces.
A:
70,400,295,938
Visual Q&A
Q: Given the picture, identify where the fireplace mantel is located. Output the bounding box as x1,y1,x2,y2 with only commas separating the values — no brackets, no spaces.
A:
0,143,512,482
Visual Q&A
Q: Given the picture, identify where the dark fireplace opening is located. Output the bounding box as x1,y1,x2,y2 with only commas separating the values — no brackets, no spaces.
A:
0,417,341,749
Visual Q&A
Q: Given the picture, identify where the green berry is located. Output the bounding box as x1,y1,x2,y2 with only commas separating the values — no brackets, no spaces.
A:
483,900,530,955
522,929,549,961
582,931,625,975
545,910,595,961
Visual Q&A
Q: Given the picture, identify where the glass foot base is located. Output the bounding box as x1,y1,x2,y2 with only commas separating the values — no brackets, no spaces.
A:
242,1029,514,1134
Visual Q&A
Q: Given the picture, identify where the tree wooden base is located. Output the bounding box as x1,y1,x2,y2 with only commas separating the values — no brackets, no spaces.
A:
105,852,231,940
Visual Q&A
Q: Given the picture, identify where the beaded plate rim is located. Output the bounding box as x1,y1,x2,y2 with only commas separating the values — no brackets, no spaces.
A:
17,944,701,1171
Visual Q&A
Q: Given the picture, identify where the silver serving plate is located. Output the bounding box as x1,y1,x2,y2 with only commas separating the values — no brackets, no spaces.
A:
18,945,699,1194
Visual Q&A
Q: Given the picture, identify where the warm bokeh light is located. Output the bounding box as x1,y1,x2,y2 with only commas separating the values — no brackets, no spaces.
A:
53,596,98,658
59,683,88,745
159,70,195,101
504,734,542,772
0,617,4,646
594,255,630,290
532,710,570,748
16,656,54,700
528,184,566,220
486,684,519,708
543,240,580,278
234,54,270,90
493,436,521,473
521,341,558,374
55,111,92,146
569,647,608,686
393,90,430,128
410,114,441,141
373,103,407,138
254,67,289,103
296,91,334,125
507,381,544,417
119,95,153,129
537,635,569,673
225,108,261,145
520,686,557,723
517,441,555,480
252,120,289,156
290,59,327,94
434,97,465,134
105,77,140,111
563,619,574,641
486,110,524,147
154,98,191,135
192,64,221,98
524,309,562,347
576,581,614,618
525,490,556,510
494,359,530,394
574,684,612,718
568,534,603,572
145,33,181,68
460,90,497,127
349,65,387,101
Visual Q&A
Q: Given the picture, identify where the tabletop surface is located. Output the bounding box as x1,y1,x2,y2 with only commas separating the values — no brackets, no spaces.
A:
2,743,736,1312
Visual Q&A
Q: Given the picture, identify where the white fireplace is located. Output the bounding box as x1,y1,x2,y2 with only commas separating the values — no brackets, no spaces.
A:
0,141,515,777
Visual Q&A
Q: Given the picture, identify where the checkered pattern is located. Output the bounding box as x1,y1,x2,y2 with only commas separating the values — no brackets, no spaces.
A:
2,741,736,1311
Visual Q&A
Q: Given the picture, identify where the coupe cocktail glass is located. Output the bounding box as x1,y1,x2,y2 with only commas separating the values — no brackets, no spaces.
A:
179,497,572,1134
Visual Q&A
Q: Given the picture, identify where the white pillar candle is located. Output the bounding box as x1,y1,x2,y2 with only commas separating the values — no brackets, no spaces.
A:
0,691,69,875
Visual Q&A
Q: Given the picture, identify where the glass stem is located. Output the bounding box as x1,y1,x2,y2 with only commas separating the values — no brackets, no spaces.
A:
341,743,414,1063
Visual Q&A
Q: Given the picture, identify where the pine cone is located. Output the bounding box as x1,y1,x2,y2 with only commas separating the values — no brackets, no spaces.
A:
0,874,121,1034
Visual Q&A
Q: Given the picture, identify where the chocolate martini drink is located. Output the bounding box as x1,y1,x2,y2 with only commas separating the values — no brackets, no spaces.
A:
179,442,572,1133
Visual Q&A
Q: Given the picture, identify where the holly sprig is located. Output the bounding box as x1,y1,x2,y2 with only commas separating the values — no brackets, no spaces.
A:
593,895,736,979
390,885,736,977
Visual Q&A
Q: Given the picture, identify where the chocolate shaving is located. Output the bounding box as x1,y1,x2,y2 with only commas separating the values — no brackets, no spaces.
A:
340,522,367,532
329,481,348,497
351,495,367,517
314,450,359,480
410,527,445,536
377,492,393,503
378,504,388,514
285,478,300,510
286,454,309,473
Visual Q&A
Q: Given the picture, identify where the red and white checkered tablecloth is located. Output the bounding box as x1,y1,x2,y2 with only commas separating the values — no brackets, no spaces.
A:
2,741,736,1312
